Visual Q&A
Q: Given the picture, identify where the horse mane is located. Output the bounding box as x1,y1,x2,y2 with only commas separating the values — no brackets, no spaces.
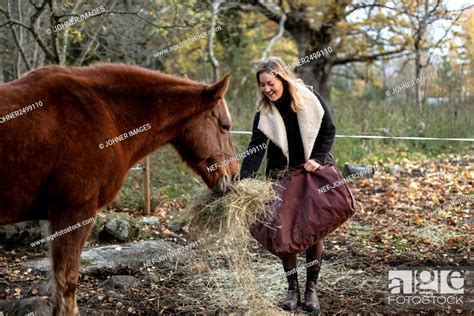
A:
20,63,207,96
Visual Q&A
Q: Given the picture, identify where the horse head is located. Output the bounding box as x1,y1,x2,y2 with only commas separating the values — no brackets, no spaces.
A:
171,74,239,193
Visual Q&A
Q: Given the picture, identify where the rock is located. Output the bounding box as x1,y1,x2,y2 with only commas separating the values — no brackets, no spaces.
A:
0,213,145,250
0,221,49,250
23,240,185,274
100,275,140,292
89,212,148,244
342,163,376,179
142,272,160,284
389,164,402,174
142,216,160,226
38,283,53,297
0,297,53,316
168,209,189,233
104,215,140,242
86,212,108,244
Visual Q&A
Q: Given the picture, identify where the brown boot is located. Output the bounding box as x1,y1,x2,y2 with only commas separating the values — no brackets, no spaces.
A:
282,279,300,310
304,279,320,312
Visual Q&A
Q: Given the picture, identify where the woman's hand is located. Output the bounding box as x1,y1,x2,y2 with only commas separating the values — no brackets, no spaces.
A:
304,159,321,172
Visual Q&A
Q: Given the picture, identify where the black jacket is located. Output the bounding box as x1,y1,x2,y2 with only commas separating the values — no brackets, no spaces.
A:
240,89,336,180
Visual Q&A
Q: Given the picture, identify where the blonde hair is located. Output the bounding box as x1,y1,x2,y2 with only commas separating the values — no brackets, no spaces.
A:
256,57,304,113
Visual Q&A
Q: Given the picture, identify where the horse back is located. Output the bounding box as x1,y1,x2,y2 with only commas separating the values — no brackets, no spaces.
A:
0,66,128,224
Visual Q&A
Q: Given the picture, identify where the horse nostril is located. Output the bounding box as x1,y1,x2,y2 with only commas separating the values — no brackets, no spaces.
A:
221,174,229,193
232,174,240,182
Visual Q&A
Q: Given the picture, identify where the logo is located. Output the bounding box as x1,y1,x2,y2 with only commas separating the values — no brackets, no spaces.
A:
389,270,464,294
386,268,470,310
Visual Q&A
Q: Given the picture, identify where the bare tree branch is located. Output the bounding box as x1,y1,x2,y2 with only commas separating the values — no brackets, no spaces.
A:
345,3,399,16
333,46,407,65
207,0,223,81
423,8,469,67
260,12,286,60
5,2,31,72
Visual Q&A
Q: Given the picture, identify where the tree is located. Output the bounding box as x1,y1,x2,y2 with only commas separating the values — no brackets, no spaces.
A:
400,0,472,116
236,0,411,101
233,0,471,106
0,0,200,77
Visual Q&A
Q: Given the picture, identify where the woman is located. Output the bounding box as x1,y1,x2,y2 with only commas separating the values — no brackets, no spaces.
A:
239,57,336,312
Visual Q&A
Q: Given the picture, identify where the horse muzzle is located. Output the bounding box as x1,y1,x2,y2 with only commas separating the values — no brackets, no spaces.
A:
213,174,229,193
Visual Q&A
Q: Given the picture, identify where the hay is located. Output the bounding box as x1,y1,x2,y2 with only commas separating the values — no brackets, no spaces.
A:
186,178,286,312
187,178,281,240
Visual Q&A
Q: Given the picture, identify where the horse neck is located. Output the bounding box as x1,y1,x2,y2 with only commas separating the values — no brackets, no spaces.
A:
98,70,208,166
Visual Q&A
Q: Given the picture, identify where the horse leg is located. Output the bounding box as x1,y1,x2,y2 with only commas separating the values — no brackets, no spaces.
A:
49,202,97,316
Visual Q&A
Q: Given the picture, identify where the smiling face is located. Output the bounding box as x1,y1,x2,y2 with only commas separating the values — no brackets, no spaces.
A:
258,72,285,102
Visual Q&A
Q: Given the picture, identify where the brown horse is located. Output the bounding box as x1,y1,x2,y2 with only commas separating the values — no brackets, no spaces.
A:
0,64,239,315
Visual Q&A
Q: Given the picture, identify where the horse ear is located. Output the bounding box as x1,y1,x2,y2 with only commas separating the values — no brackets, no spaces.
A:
206,74,230,101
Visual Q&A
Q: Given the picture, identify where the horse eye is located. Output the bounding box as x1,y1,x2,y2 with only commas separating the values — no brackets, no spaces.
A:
221,124,231,131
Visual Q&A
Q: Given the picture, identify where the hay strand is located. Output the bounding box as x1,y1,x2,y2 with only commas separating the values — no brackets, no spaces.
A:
187,178,281,240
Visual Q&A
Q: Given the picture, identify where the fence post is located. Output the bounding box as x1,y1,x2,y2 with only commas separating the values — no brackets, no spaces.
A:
143,156,151,215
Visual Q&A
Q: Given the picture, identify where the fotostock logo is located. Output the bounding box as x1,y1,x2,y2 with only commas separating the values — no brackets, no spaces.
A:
386,268,472,310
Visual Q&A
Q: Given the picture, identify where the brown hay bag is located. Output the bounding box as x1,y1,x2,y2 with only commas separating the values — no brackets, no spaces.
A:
250,163,357,257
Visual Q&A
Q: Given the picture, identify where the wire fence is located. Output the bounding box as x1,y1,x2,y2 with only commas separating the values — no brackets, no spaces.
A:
134,132,473,213
230,131,474,142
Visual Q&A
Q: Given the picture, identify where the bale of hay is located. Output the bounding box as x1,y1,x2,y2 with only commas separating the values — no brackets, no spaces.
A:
187,178,281,240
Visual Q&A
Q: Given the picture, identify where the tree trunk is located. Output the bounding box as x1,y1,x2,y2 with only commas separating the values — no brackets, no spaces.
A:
0,57,4,84
298,59,332,102
290,23,334,102
415,46,422,114
414,0,430,118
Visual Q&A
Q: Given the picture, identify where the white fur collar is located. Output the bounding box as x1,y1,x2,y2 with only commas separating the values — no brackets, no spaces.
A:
257,83,325,166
